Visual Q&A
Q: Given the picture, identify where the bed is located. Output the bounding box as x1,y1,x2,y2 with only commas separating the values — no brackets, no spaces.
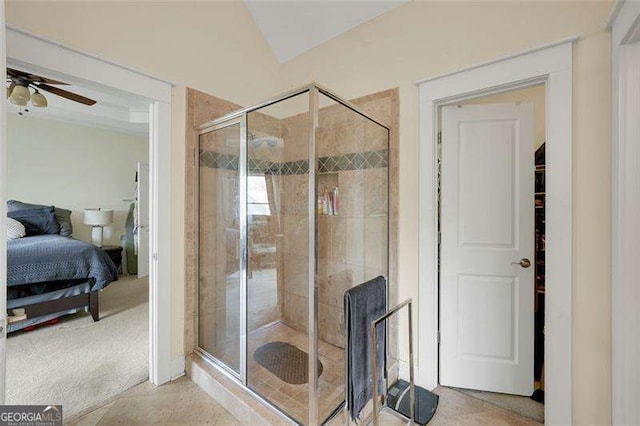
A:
6,202,119,333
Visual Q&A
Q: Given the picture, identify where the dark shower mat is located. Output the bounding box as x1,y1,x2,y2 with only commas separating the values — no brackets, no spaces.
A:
253,341,323,384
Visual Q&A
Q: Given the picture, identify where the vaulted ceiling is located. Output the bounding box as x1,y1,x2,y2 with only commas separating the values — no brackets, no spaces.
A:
244,0,408,63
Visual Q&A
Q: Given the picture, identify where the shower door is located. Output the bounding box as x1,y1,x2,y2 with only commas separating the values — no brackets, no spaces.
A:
195,84,390,426
197,118,247,378
245,92,313,425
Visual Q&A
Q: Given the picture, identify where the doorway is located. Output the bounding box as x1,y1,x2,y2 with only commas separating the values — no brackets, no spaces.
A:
0,26,174,409
4,71,153,418
417,39,574,425
437,85,546,423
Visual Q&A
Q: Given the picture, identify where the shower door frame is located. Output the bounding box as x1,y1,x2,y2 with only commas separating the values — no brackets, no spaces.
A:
195,115,248,382
195,83,390,425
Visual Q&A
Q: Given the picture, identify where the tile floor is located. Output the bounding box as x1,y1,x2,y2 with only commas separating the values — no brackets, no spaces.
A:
328,387,542,425
247,322,345,424
454,387,544,424
196,321,345,424
69,377,542,425
67,377,238,426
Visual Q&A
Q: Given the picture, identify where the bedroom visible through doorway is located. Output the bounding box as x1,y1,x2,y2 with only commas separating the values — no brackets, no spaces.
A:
4,67,152,419
437,84,546,424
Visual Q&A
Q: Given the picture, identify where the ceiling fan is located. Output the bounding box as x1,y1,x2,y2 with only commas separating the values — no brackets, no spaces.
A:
6,67,97,115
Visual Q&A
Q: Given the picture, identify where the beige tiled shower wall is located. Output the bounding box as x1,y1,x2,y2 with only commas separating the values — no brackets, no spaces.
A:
185,89,241,356
279,114,310,334
185,87,399,358
185,89,284,354
198,130,242,369
278,94,396,348
246,113,285,334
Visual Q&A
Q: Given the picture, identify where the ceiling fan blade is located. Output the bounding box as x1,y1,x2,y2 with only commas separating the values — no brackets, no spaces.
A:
7,68,30,79
36,83,97,106
7,67,69,85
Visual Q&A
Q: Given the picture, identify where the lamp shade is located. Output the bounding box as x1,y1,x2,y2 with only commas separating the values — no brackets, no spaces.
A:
31,90,48,108
9,84,30,106
84,208,114,226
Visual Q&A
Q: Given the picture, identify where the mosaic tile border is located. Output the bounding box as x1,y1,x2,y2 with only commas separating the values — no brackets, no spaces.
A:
200,149,388,175
317,150,387,173
199,151,239,171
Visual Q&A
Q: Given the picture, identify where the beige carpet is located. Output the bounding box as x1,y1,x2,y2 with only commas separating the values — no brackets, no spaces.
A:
7,275,149,419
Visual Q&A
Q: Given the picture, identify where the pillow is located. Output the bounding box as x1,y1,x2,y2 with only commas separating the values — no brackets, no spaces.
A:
8,207,60,236
7,200,73,237
6,217,26,240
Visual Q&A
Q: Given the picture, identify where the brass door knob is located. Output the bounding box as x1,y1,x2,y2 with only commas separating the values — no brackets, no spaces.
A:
512,258,532,268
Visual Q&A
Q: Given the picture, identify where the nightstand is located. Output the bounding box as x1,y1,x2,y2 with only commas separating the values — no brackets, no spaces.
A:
102,245,123,273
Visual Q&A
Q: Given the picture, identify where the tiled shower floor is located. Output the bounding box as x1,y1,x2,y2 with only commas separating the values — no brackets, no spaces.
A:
247,322,345,424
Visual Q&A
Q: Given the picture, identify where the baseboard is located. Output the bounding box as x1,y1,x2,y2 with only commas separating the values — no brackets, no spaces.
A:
171,355,186,380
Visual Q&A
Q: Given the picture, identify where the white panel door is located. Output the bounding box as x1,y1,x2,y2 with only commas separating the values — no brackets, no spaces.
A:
137,162,150,278
440,103,535,395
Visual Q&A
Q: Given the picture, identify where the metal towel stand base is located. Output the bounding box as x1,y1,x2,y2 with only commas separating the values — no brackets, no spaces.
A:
344,298,417,425
371,298,415,425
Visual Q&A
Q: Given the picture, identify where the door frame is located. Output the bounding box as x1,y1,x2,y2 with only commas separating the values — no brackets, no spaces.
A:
0,0,8,403
2,27,175,387
608,1,640,423
417,38,574,424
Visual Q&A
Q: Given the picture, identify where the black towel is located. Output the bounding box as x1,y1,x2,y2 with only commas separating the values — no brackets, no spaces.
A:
344,275,387,421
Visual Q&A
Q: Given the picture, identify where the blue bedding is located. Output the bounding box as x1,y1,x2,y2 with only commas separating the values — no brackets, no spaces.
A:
7,235,118,291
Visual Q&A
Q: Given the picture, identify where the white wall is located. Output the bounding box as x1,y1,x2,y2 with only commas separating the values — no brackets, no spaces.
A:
7,114,148,246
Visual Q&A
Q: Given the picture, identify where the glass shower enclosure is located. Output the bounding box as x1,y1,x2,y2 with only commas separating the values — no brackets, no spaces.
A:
196,84,390,425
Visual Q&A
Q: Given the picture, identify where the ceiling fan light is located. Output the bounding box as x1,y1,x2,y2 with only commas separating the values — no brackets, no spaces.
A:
7,82,15,99
31,91,48,108
9,84,31,105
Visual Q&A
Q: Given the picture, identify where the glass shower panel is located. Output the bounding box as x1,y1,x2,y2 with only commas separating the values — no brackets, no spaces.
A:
198,122,242,375
246,92,311,424
316,93,390,423
195,85,391,425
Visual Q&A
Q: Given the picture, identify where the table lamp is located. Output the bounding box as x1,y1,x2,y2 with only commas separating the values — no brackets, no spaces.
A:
84,208,114,247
